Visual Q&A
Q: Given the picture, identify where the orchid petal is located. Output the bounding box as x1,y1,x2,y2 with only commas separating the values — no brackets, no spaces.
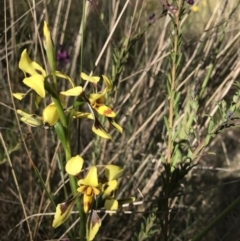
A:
20,117,42,127
81,72,100,83
95,105,116,117
89,93,105,103
43,21,56,75
60,86,83,96
56,71,75,87
78,167,98,187
73,112,94,120
13,93,26,100
103,180,118,198
92,124,111,139
105,165,123,181
108,118,123,133
43,21,53,51
42,103,59,126
83,190,93,213
23,75,45,98
86,210,101,241
52,197,77,228
102,75,112,92
19,49,46,76
35,94,43,107
104,199,118,211
17,110,42,127
92,187,101,195
65,155,84,176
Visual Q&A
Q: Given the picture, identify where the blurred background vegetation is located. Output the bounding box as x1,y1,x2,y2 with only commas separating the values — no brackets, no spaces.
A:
1,0,240,240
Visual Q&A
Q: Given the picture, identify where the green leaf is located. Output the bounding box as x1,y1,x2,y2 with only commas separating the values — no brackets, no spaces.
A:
208,119,215,134
73,97,85,109
54,122,67,148
176,53,182,67
164,116,170,132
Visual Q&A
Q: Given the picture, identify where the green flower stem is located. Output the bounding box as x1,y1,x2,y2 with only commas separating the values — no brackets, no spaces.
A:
52,97,67,127
45,81,86,239
78,1,87,239
44,81,67,128
45,81,77,196
62,113,86,240
79,199,87,240
192,195,240,241
62,122,86,240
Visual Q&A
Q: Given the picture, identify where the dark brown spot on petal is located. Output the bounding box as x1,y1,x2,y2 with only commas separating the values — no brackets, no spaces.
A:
84,201,90,208
35,69,43,75
59,196,77,214
59,202,69,215
91,210,101,226
103,108,113,116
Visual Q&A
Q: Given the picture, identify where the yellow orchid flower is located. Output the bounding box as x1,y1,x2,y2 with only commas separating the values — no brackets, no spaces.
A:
87,102,112,140
19,49,46,98
17,102,59,128
100,165,124,214
81,73,116,118
82,73,123,135
15,49,76,101
77,167,101,213
105,165,123,181
52,155,85,228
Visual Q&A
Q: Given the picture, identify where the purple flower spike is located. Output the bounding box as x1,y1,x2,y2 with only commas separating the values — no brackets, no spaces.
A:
57,46,70,64
187,0,194,5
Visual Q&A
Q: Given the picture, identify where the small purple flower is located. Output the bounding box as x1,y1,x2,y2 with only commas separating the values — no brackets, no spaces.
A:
148,13,155,24
227,111,234,120
187,0,194,5
57,46,70,64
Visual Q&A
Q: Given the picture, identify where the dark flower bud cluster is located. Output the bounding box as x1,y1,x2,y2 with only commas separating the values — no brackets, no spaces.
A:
187,0,194,5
